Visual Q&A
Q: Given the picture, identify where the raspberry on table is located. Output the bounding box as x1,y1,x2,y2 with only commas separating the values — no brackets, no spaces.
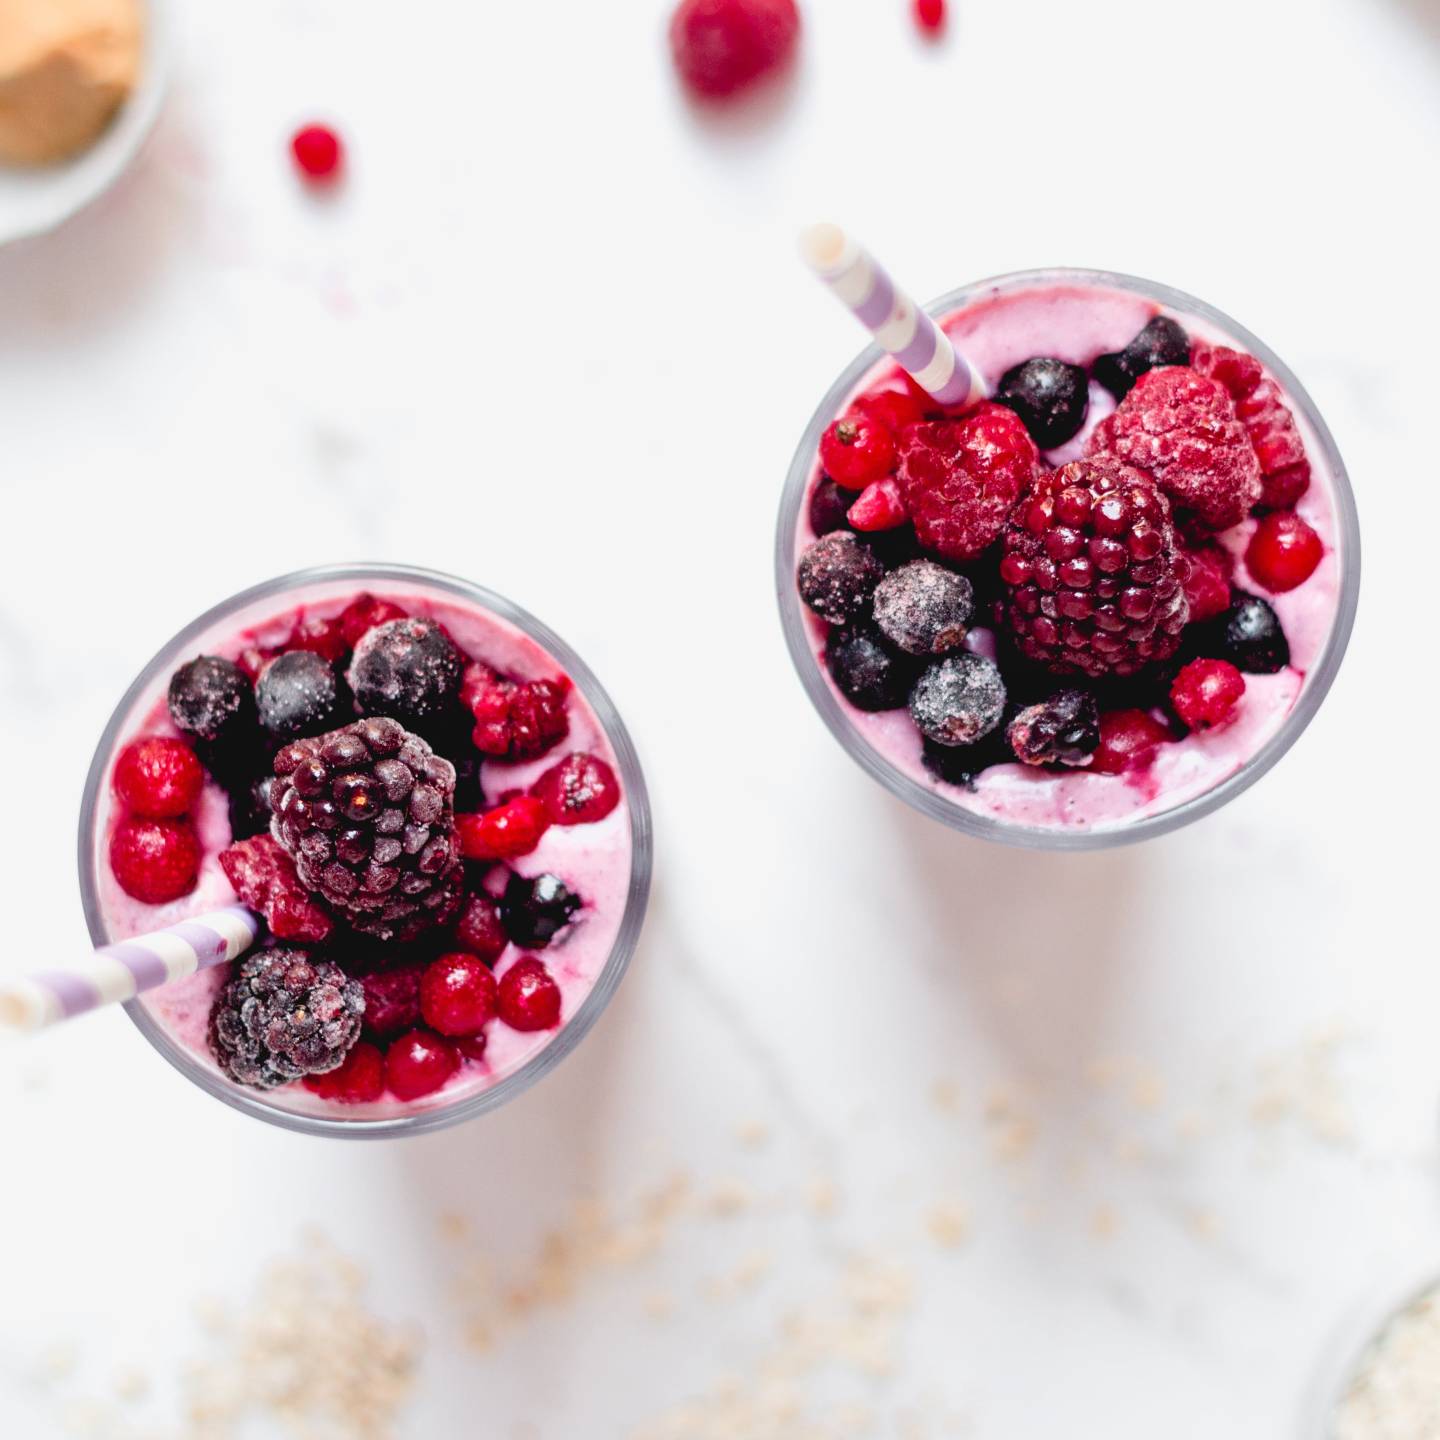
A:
420,953,499,1036
303,1041,385,1103
1245,510,1323,592
994,357,1090,450
384,1029,459,1100
113,736,204,819
290,123,344,182
358,965,423,1039
461,663,571,762
348,618,464,727
457,796,552,861
669,0,800,100
820,415,898,491
796,532,885,626
1093,315,1191,399
872,560,973,656
338,594,408,649
110,818,201,904
168,656,255,746
846,477,909,532
453,891,508,964
825,625,916,711
209,948,364,1090
530,753,621,826
909,652,1007,747
1090,709,1172,775
256,651,349,740
1007,690,1100,767
220,835,334,944
897,404,1040,562
497,957,562,1032
1170,658,1245,731
998,457,1189,678
502,872,581,949
1087,366,1262,530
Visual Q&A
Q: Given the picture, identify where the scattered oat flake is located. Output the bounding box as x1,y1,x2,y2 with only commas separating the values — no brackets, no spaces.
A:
1251,1026,1355,1145
926,1203,970,1250
734,1118,772,1148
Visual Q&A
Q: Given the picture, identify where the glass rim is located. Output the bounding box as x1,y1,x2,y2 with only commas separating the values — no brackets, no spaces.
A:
775,266,1362,851
77,562,654,1139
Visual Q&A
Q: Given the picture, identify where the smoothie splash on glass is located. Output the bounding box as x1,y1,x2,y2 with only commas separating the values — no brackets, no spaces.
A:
778,233,1359,846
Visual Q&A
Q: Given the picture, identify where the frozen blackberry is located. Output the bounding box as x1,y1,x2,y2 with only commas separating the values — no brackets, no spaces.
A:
809,478,852,536
796,532,884,626
1006,690,1100,767
168,656,255,745
256,651,348,739
347,618,463,726
208,947,364,1089
270,716,462,944
872,560,973,656
825,626,915,711
502,871,581,949
994,357,1090,449
1218,592,1290,674
1094,316,1191,399
909,653,1007,747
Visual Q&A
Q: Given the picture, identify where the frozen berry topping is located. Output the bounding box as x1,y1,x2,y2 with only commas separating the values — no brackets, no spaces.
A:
338,594,408,649
302,1040,385,1103
1170,659,1245,731
530,753,621,826
209,948,364,1090
384,1029,459,1101
112,736,204,819
1090,709,1172,776
1215,592,1290,674
457,796,552,861
825,626,916,712
348,618,463,726
1245,510,1323,592
497,957,562,1032
669,0,800,100
1094,315,1191,399
168,656,254,746
897,404,1040,563
820,414,898,490
256,650,348,740
872,560,973,656
1180,544,1233,624
1006,690,1100,768
796,532,885,626
853,387,927,433
847,476,908,532
420,953,499,1037
461,663,570,762
999,457,1189,678
110,818,201,904
502,872,581,949
993,357,1090,449
808,477,852,536
1087,366,1262,530
909,652,1007,747
358,965,423,1039
453,892,508,964
284,615,348,664
220,835,334,943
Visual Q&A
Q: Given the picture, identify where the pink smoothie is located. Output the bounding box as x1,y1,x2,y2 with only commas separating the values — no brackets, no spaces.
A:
794,279,1346,833
87,577,636,1120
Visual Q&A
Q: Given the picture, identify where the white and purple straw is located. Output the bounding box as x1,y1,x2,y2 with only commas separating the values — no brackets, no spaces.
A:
801,223,986,408
0,905,260,1035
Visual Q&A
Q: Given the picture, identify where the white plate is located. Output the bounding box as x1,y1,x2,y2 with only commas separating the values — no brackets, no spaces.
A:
0,0,173,246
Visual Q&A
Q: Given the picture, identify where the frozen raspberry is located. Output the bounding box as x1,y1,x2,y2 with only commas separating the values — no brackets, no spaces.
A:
338,594,408,649
1181,545,1233,624
796,532,885,625
358,965,423,1038
1189,341,1263,400
497,958,562,1032
852,387,927,433
420,953,498,1036
1007,690,1100,768
531,753,621,826
914,0,946,33
1170,658,1245,731
384,1029,459,1101
454,892,508,963
820,415,898,491
220,835,334,943
1246,511,1322,592
872,560,973,655
502,872,581,948
291,123,343,182
1094,316,1191,399
825,626,916,711
999,457,1189,678
455,1032,489,1062
168,656,255,746
210,948,364,1089
348,619,463,727
110,818,201,904
1215,592,1290,673
994,358,1089,449
808,478,852,536
303,1041,385,1103
1090,709,1171,776
669,0,800,100
847,477,908,531
457,796,551,861
909,653,1006,747
461,663,571,762
113,737,204,819
897,404,1040,562
285,616,348,664
1087,367,1262,529
256,651,348,740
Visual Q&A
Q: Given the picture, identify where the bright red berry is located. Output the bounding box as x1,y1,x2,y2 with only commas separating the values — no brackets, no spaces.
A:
530,753,621,826
219,835,334,943
1170,659,1246,731
914,0,946,33
455,1032,489,1062
113,737,204,819
1189,341,1263,401
462,663,570,761
303,1041,385,1103
358,965,423,1038
1246,511,1322,592
337,594,408,649
419,953,499,1037
457,796,551,861
453,892,508,963
852,387,927,433
285,616,348,663
820,415,899,490
384,1030,458,1101
846,476,908,532
290,123,343,182
110,818,201,904
669,0,800,100
497,957,562,1032
1180,545,1233,624
1090,709,1172,776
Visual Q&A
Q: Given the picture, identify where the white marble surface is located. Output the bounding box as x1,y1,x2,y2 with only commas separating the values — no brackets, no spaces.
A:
1,0,1438,1436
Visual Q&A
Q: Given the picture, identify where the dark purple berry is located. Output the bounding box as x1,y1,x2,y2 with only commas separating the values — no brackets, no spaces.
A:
909,652,1006,747
255,651,348,739
502,872,581,949
168,655,254,745
1094,316,1191,399
1219,591,1290,674
994,357,1090,449
1006,690,1100,767
825,626,915,711
872,560,973,656
796,532,884,626
347,618,463,726
922,723,1015,789
808,478,852,536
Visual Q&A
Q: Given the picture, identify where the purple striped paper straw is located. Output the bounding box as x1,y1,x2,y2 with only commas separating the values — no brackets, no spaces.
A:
0,905,260,1034
801,224,987,408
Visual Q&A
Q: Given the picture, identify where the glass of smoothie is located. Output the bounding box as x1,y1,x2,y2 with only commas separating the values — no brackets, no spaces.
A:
778,264,1360,847
78,564,652,1136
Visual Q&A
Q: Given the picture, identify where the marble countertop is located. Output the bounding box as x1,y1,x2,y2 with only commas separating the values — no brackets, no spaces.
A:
2,0,1438,1435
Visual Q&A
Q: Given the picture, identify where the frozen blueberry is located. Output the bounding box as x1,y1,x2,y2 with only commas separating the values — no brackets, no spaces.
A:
1094,316,1191,399
808,478,852,537
909,652,1006,747
502,872,582,948
796,532,884,626
1006,690,1100,767
872,560,974,656
922,724,1015,789
168,656,255,745
994,357,1090,449
255,651,347,739
227,771,276,840
1219,591,1290,674
348,618,463,725
825,626,915,711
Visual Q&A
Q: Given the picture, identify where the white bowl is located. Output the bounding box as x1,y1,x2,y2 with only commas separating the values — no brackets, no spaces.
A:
0,0,173,246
